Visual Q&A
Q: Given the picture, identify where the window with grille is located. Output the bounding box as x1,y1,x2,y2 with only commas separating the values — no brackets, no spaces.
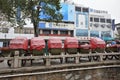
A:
94,18,99,22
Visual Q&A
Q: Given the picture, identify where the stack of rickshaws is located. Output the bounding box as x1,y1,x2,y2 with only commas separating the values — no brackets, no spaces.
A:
29,37,46,65
48,37,63,63
8,36,28,67
5,36,63,66
105,40,120,60
7,37,46,66
106,40,120,52
30,37,63,64
78,37,106,61
1,36,120,67
62,37,106,62
79,37,120,61
64,37,79,62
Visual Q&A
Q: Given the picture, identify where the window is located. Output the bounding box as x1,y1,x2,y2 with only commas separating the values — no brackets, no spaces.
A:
53,30,58,34
83,8,89,12
43,30,50,34
30,29,34,34
2,28,8,33
3,41,8,47
106,19,111,23
14,28,34,34
100,18,105,23
14,28,20,33
70,31,73,37
60,31,68,35
76,29,88,36
23,29,34,34
75,7,81,12
90,17,93,22
94,18,99,22
24,29,31,34
101,31,111,37
90,31,99,37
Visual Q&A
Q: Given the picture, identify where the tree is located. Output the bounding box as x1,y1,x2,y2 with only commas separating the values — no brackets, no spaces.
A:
0,0,63,36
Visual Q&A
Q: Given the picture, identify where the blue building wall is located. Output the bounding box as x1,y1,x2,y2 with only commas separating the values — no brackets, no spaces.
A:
60,3,75,22
60,3,68,21
67,4,75,22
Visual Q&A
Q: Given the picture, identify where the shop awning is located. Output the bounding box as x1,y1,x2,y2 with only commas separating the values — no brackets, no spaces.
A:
102,37,114,41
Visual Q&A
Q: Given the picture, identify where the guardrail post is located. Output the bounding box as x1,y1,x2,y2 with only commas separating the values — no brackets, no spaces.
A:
100,54,103,62
75,52,79,64
46,53,51,66
61,52,65,63
13,51,21,68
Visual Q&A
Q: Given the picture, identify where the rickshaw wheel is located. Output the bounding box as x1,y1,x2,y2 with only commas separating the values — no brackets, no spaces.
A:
21,53,27,67
107,55,114,60
93,56,100,61
7,52,14,67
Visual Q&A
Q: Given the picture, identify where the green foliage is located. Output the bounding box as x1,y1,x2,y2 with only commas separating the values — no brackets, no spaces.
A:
0,0,63,36
0,0,15,20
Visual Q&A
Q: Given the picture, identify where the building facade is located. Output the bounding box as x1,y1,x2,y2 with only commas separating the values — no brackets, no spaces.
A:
0,1,115,47
38,2,75,40
61,0,114,41
60,2,114,41
89,8,114,41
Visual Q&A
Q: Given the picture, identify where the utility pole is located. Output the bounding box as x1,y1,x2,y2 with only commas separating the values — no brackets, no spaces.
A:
88,13,90,40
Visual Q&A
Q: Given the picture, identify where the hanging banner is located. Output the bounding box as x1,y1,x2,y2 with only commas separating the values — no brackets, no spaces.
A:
112,19,115,31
